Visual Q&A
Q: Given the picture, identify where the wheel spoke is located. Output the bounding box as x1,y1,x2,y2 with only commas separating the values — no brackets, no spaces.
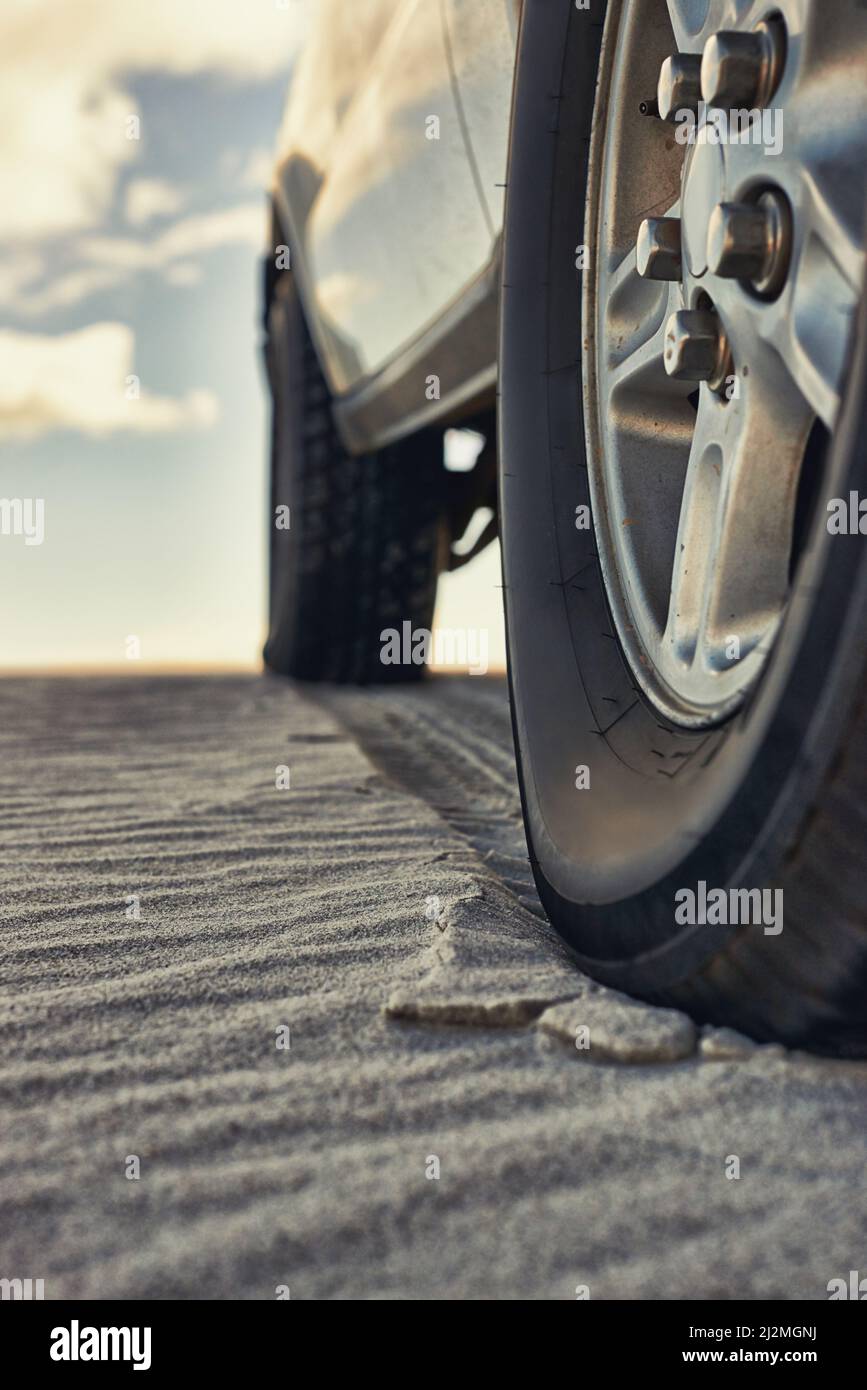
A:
774,221,863,430
607,279,672,393
774,122,867,427
705,381,810,663
662,387,726,669
604,217,690,403
664,0,728,53
664,358,813,680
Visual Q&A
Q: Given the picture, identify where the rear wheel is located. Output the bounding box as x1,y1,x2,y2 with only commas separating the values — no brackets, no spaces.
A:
499,0,867,1053
264,273,446,683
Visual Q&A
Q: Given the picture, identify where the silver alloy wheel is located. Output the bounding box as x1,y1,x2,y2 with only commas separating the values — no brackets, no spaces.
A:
583,0,867,727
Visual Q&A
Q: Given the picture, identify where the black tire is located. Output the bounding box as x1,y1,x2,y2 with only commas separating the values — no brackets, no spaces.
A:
499,0,867,1054
263,272,446,683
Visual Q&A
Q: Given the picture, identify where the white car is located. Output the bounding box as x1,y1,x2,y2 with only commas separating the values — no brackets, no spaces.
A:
262,0,867,1055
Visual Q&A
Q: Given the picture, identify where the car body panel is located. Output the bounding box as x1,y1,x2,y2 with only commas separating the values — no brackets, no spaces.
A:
271,0,518,452
443,0,518,236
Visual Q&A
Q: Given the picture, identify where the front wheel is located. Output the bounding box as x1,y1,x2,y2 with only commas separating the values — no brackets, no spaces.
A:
499,0,867,1053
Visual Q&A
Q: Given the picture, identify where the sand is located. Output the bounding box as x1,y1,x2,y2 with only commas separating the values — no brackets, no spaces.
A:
1,673,866,1300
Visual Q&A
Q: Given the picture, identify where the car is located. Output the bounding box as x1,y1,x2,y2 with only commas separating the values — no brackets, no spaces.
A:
261,0,867,1055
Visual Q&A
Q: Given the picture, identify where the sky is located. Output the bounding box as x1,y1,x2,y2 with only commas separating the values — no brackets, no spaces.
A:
0,0,505,673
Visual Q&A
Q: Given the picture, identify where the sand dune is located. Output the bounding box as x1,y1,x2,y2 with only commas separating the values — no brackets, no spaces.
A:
1,674,866,1299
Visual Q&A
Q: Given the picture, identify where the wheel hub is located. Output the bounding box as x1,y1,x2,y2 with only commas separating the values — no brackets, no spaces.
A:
582,0,867,727
681,136,724,279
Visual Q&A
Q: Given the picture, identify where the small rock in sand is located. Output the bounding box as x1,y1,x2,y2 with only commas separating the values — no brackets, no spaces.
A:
537,992,697,1064
699,1026,760,1061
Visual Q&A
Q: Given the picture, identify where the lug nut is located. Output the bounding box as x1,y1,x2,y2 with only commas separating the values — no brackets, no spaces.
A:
657,53,703,121
707,191,792,296
637,218,682,281
701,21,785,109
664,309,728,385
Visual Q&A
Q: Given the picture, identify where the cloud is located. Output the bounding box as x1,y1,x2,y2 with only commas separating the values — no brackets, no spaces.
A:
217,145,275,196
125,177,185,227
0,73,137,240
241,147,275,191
0,251,44,304
77,201,266,272
0,323,218,439
164,262,204,289
7,202,267,316
0,0,308,240
15,265,126,318
144,202,267,262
